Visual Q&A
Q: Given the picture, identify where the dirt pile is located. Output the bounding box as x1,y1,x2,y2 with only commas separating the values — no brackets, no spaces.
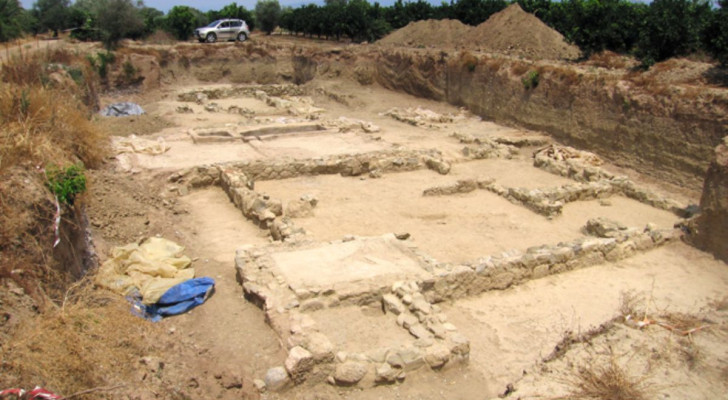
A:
377,19,473,48
464,4,581,60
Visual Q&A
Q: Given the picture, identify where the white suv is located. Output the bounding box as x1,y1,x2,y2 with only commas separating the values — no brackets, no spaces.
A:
195,19,250,43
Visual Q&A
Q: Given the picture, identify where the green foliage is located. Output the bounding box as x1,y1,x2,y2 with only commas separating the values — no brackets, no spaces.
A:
704,0,728,66
163,5,199,40
636,0,712,66
45,164,87,205
139,6,164,36
522,70,540,90
86,51,115,80
122,60,136,81
255,0,281,35
530,0,646,57
33,0,71,36
95,0,144,49
0,0,25,41
451,0,507,26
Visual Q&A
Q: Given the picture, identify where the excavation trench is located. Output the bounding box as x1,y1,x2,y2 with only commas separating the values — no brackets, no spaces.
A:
82,41,728,399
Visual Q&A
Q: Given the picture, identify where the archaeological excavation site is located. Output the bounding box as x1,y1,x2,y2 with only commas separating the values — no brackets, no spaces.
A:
2,5,728,400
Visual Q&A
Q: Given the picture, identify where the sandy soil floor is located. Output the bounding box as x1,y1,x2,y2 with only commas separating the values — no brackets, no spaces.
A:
87,72,726,400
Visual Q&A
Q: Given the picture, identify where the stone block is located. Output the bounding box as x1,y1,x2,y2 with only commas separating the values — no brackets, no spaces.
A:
375,363,402,384
264,366,290,392
410,299,432,315
334,361,368,385
285,346,314,383
396,313,419,329
447,333,470,357
307,332,335,363
408,323,432,339
532,264,549,279
382,294,406,315
425,344,451,369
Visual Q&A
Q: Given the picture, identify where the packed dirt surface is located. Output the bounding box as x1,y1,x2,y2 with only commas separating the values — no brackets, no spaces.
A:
377,4,581,60
64,31,727,400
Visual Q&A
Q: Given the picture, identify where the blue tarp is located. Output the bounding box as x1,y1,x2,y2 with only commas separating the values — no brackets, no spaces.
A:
130,277,215,322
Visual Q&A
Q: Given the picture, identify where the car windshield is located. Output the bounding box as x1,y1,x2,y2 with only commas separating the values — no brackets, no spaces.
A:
206,20,221,28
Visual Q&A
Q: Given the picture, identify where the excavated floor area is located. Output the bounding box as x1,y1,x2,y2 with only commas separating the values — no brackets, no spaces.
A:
114,81,728,399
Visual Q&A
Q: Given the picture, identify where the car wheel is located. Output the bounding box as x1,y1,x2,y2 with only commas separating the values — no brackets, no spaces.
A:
205,33,217,43
237,32,247,42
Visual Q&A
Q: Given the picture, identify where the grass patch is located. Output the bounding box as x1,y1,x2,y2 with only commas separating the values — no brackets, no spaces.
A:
522,69,540,90
45,164,87,205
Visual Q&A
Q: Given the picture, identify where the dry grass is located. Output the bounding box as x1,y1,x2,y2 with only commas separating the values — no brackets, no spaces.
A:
0,84,108,172
143,30,177,45
583,51,637,70
0,280,158,396
566,358,654,400
510,61,531,76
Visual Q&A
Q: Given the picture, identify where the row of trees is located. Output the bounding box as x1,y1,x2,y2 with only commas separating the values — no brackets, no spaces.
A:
0,0,726,66
278,0,727,66
0,0,277,47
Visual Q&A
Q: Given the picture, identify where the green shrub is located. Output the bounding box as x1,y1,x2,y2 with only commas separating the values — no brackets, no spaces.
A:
522,69,540,90
45,164,87,205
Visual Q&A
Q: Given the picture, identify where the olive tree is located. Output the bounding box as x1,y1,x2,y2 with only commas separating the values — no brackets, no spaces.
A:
96,0,144,48
255,0,281,35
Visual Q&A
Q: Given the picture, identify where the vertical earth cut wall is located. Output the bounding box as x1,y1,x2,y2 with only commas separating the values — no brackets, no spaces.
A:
691,138,728,262
367,49,727,190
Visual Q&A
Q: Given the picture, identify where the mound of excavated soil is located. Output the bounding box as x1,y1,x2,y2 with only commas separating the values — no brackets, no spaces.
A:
463,4,581,60
377,19,473,48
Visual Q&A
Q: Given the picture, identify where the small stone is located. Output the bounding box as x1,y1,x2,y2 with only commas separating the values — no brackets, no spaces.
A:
448,333,470,357
401,294,413,305
394,232,411,240
409,324,433,339
299,298,325,312
413,337,434,348
285,346,314,383
336,351,348,363
367,348,390,363
219,370,243,389
397,347,425,371
253,379,266,392
382,294,406,315
411,299,432,315
375,363,401,383
264,367,290,392
334,361,368,385
532,264,549,279
307,332,335,363
397,313,419,329
428,323,447,339
425,344,451,369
